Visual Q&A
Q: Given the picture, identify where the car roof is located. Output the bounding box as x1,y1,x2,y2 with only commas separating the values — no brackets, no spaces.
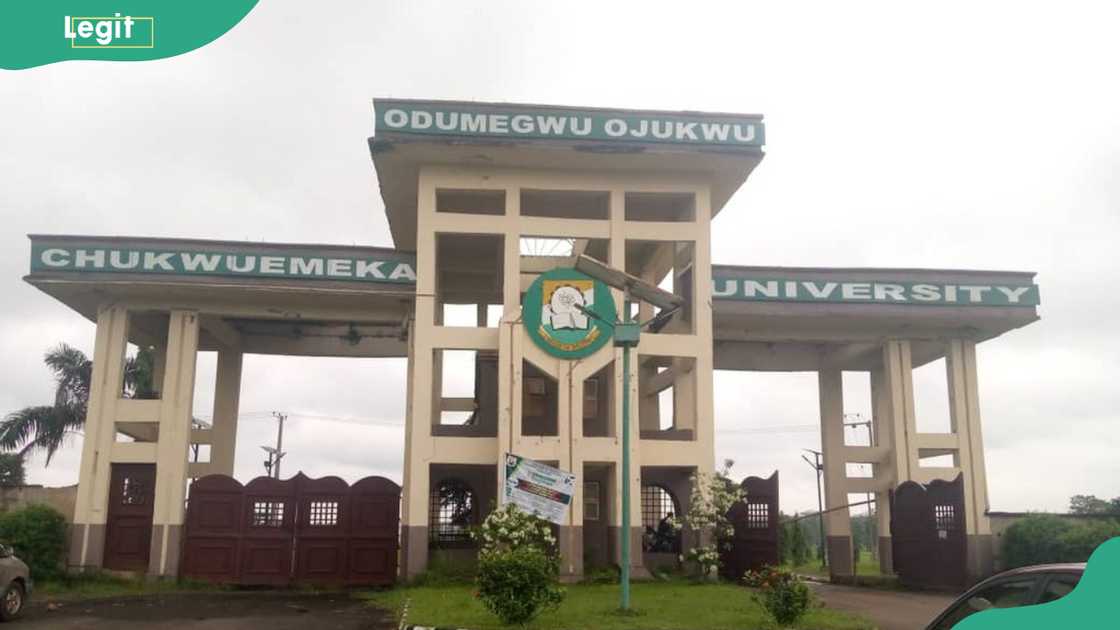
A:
991,563,1085,578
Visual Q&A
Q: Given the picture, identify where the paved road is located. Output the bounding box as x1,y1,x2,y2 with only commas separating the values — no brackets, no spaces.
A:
810,582,956,630
19,592,396,629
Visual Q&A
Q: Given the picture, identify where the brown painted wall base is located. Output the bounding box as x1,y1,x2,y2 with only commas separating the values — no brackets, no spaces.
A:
400,525,429,581
967,534,994,584
67,522,105,571
608,526,651,579
558,525,583,578
878,536,893,575
827,535,854,582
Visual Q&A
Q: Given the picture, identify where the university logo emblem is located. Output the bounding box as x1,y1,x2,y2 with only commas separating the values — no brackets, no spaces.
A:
524,268,616,359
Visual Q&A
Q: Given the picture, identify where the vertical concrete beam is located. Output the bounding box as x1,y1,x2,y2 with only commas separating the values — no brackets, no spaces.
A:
882,340,919,482
209,350,241,476
69,305,129,571
818,369,853,581
947,339,994,580
149,310,199,577
869,366,894,574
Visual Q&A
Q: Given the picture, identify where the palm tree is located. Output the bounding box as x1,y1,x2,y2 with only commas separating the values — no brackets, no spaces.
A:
0,344,155,464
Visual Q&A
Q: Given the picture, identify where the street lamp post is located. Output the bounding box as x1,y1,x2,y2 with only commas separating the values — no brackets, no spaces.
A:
573,255,683,612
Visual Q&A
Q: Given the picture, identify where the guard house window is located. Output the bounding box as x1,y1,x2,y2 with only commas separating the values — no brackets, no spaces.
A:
308,501,339,527
429,480,475,546
934,504,957,531
251,501,285,527
746,502,769,529
583,481,601,521
641,485,681,552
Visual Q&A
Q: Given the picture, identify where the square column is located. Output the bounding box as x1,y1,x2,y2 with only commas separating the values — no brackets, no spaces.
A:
946,339,994,580
149,310,199,577
818,369,853,581
208,349,241,476
69,305,130,571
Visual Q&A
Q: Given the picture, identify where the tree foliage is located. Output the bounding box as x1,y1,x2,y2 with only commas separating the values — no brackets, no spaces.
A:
1002,514,1120,568
476,546,565,625
0,344,156,464
1069,494,1120,515
680,459,743,577
0,454,25,487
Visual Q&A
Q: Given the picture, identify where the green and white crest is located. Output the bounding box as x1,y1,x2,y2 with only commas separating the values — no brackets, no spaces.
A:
523,268,616,359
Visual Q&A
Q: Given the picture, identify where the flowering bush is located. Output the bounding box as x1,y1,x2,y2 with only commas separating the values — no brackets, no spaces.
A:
746,566,811,626
476,546,565,625
473,504,564,625
677,459,744,578
472,503,558,563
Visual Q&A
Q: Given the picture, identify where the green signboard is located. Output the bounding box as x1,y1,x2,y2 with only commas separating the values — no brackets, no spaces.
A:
523,268,618,359
712,277,1040,307
375,99,765,148
30,243,416,285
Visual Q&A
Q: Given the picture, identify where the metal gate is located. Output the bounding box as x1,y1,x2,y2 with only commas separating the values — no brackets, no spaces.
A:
104,463,157,571
720,471,780,579
181,472,400,586
890,474,967,589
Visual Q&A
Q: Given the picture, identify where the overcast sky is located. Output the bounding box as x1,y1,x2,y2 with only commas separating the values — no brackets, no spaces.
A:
1,1,1117,515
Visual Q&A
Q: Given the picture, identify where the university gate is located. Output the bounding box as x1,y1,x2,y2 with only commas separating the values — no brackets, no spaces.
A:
890,474,967,589
181,473,400,586
720,472,780,579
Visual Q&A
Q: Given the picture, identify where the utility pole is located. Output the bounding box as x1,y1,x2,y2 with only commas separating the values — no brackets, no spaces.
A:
801,448,826,568
271,411,286,479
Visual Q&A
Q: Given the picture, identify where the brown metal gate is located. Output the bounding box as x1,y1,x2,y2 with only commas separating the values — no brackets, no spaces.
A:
720,471,780,579
890,474,967,589
182,472,400,586
104,463,156,571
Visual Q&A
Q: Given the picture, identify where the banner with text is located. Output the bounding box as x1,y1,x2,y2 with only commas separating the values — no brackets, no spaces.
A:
503,453,576,525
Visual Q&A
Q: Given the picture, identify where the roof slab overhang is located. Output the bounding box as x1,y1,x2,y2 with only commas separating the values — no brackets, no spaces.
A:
25,236,1040,368
25,235,415,358
369,99,766,250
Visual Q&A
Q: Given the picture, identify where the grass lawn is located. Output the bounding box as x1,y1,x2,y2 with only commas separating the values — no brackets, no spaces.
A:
364,581,874,630
785,551,884,579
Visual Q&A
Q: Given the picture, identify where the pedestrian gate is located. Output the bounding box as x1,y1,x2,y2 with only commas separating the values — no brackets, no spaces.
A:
181,473,400,586
720,471,780,579
890,474,967,589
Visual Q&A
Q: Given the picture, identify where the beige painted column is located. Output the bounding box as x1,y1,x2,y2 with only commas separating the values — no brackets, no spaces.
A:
148,310,199,577
69,305,130,570
208,350,242,476
869,366,894,574
818,369,853,581
946,339,994,580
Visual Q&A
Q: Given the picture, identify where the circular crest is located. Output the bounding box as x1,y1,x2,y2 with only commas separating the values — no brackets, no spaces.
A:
523,267,617,359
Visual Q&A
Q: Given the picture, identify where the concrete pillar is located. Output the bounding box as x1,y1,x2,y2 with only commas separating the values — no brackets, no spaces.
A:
870,366,894,574
149,310,199,577
209,350,242,476
818,369,853,581
946,339,994,580
401,320,431,580
69,305,130,571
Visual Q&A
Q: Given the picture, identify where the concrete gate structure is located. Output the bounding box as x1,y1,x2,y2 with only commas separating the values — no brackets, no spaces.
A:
22,98,1041,583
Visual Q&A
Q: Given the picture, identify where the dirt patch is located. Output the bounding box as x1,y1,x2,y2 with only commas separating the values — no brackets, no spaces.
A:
20,592,396,629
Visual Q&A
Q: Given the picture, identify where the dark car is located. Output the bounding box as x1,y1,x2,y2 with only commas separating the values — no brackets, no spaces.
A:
924,563,1084,629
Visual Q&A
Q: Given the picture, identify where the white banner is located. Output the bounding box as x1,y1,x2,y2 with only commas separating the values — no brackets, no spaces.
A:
503,453,576,525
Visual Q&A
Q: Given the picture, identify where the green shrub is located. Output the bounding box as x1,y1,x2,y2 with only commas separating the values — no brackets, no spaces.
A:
0,503,67,579
476,546,565,625
1002,514,1120,568
747,566,811,626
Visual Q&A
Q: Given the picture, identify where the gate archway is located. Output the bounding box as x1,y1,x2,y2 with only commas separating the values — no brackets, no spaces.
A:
890,474,966,589
181,472,400,586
